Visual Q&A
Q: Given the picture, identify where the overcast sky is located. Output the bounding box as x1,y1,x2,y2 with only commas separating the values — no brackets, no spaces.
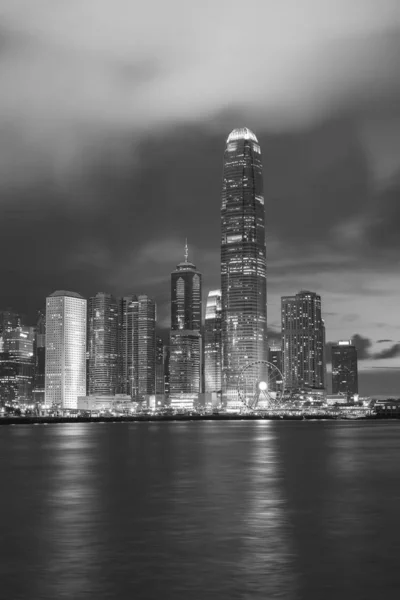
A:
1,0,400,394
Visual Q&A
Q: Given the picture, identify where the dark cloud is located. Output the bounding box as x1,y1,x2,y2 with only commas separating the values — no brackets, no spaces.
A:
364,176,400,251
352,334,373,360
372,344,400,360
342,314,359,323
326,334,373,364
326,335,400,365
0,117,398,324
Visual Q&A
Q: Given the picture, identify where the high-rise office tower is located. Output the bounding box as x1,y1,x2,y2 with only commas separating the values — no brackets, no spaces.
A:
0,326,35,402
221,128,267,407
0,309,21,335
281,291,325,390
169,330,202,400
331,340,358,399
169,244,202,406
268,344,283,391
117,295,156,402
155,336,165,395
171,242,202,331
163,345,170,396
33,309,46,404
45,291,87,410
88,293,118,396
204,290,222,393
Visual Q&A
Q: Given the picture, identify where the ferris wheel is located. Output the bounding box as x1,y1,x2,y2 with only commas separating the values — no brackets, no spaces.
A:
237,360,285,411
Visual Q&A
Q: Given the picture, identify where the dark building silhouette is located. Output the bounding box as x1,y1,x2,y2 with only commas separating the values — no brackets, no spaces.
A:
282,291,325,391
268,345,283,391
88,293,118,396
221,128,267,408
331,340,358,399
33,309,46,404
163,345,170,396
117,295,156,402
204,290,222,393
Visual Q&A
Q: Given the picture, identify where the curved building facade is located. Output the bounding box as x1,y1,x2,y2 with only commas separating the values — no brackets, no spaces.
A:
45,290,87,410
221,128,267,407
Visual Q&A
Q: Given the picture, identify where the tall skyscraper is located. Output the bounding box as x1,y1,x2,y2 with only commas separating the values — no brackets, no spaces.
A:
281,291,325,391
0,326,35,402
169,330,202,400
331,340,358,399
268,344,283,391
45,291,87,410
169,244,202,407
33,309,46,404
171,242,202,331
204,289,222,393
221,127,267,408
117,295,156,402
155,336,165,395
88,293,118,396
163,345,170,396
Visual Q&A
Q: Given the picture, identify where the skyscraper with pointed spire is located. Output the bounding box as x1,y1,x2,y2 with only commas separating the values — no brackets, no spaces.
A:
221,128,267,408
169,242,202,408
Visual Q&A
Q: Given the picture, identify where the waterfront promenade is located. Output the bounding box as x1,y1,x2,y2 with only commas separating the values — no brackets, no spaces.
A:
0,410,396,425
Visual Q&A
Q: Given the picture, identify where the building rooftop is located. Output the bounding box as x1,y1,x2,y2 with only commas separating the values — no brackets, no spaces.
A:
227,127,258,143
174,261,198,271
49,290,84,299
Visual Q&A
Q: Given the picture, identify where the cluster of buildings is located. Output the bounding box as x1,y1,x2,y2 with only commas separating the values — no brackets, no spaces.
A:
0,128,360,413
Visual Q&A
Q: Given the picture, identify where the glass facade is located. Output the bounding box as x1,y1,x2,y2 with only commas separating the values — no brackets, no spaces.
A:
331,341,358,398
281,291,325,390
0,326,35,403
155,336,165,395
117,295,156,402
171,262,202,331
169,330,202,407
45,291,87,410
204,290,222,393
169,247,202,407
88,293,118,396
221,128,267,407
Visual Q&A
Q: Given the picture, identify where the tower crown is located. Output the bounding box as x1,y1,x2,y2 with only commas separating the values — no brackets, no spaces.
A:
227,128,258,143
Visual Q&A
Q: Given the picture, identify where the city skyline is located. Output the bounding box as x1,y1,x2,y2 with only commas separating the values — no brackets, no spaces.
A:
1,1,400,395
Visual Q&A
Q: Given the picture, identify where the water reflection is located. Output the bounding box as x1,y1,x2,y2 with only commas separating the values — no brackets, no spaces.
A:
240,423,297,598
1,421,400,600
39,424,103,599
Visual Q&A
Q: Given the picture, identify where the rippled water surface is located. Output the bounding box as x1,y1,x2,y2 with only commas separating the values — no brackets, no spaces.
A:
1,421,400,599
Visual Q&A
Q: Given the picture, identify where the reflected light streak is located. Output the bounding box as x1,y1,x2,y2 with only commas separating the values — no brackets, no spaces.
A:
240,426,297,598
41,424,103,598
